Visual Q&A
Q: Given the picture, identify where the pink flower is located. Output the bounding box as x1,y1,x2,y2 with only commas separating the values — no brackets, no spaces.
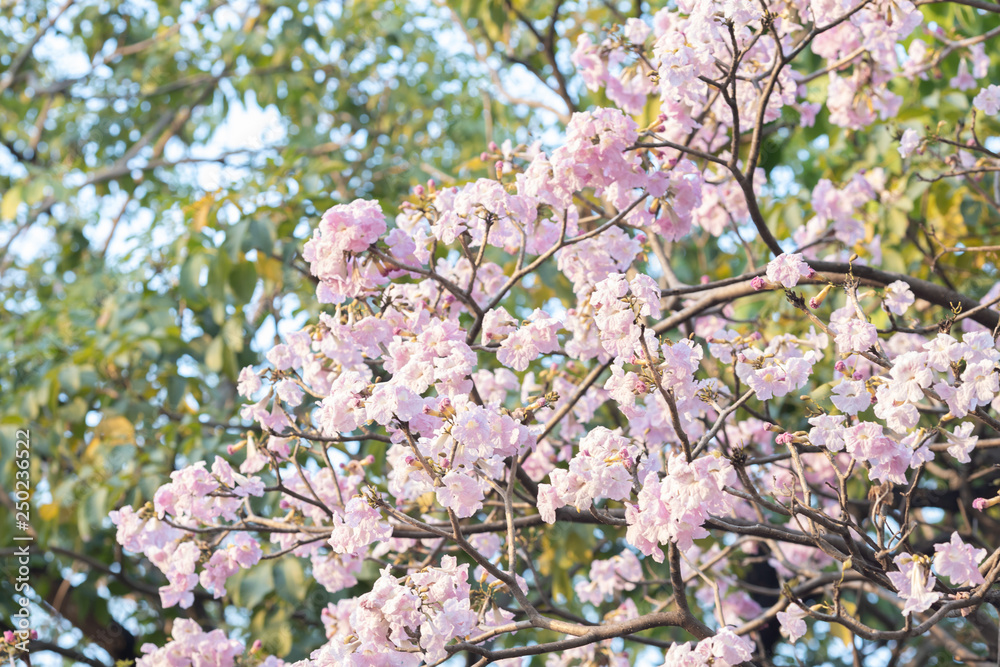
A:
934,380,976,419
237,366,261,397
933,532,986,587
950,59,977,91
312,551,363,594
835,318,878,353
228,532,263,568
320,199,387,253
797,101,822,127
303,199,388,303
884,351,933,403
961,330,999,365
973,84,1000,115
536,483,562,524
629,273,662,318
699,627,756,665
482,306,517,341
660,628,755,667
136,619,248,667
591,272,630,309
945,422,978,464
922,333,963,371
765,253,812,289
436,470,484,518
275,378,303,407
575,551,641,605
961,360,998,408
884,280,915,314
497,327,541,371
831,379,871,415
971,44,990,78
604,361,643,408
777,603,808,643
843,422,912,485
365,383,424,426
597,308,642,360
737,353,811,401
451,406,491,453
624,17,650,43
887,554,940,616
329,497,393,553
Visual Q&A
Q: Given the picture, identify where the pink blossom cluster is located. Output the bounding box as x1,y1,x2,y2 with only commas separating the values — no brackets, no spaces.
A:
765,253,813,289
575,549,643,605
887,533,986,616
306,557,477,666
591,272,662,360
734,330,822,401
537,426,649,523
110,457,266,608
136,619,282,667
494,308,563,372
572,20,654,114
303,199,388,303
660,627,755,667
626,453,738,559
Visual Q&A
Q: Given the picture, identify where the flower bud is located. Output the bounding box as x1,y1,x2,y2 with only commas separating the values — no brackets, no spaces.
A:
809,284,833,309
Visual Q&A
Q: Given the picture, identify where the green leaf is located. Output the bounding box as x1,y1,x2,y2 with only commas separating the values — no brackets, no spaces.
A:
273,557,307,604
205,337,225,373
248,217,275,256
1,185,21,222
180,253,208,305
229,261,258,302
229,560,275,608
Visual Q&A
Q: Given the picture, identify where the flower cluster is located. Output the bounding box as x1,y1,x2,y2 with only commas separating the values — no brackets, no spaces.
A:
626,454,737,559
309,557,478,666
104,0,1000,663
661,627,755,667
136,619,282,667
